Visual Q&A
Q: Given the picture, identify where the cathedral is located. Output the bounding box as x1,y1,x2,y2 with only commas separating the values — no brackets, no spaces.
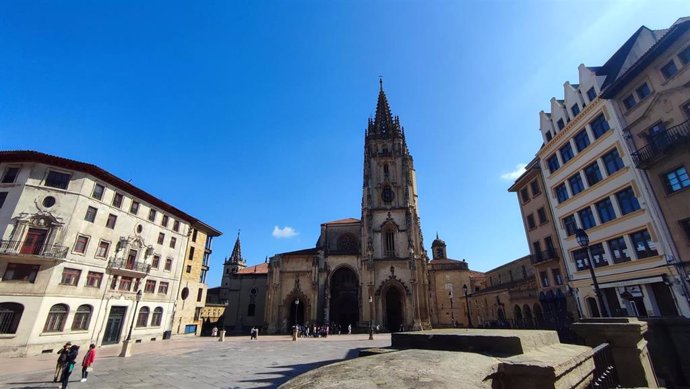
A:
262,81,436,333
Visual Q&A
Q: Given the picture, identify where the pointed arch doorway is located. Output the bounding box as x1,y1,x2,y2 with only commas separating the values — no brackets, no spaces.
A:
329,267,359,328
385,287,404,332
288,298,305,327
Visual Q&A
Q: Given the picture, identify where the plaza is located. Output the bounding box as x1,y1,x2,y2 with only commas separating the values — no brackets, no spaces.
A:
0,334,390,389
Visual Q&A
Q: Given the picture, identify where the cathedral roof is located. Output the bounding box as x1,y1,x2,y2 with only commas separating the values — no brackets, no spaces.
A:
237,262,268,274
279,247,320,256
366,79,403,139
322,218,360,225
228,231,243,264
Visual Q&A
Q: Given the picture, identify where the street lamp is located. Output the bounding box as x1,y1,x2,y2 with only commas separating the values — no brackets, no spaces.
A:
119,289,142,357
575,228,608,317
448,290,456,327
462,284,473,328
368,295,374,340
293,299,299,341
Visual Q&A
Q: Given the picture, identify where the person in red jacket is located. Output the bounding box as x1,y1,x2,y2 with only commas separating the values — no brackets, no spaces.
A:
80,344,96,382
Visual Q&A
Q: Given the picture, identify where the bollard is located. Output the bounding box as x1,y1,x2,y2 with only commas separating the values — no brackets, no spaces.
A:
219,330,226,342
292,327,298,341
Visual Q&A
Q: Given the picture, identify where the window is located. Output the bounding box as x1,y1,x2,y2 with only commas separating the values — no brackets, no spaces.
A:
84,206,97,223
530,180,540,196
145,280,156,293
194,307,202,321
540,271,549,287
520,188,530,203
630,230,657,259
537,207,547,224
578,207,596,230
164,258,172,271
71,305,92,331
130,201,139,215
527,214,536,229
74,235,89,254
563,214,577,236
557,119,565,130
136,307,149,327
602,149,624,175
0,303,23,334
571,104,580,117
188,247,195,260
590,243,608,267
680,45,690,65
584,162,603,186
623,94,636,109
568,173,585,195
0,192,7,208
192,229,198,242
547,155,560,174
615,187,640,215
546,131,553,142
587,87,597,101
106,214,117,229
664,167,690,193
2,263,39,283
173,220,180,232
43,304,68,332
573,248,590,271
112,193,123,208
384,230,395,257
552,269,563,285
186,265,192,273
560,143,574,164
574,130,590,152
555,183,569,203
596,198,616,223
381,185,394,204
148,209,157,222
161,215,169,227
636,83,651,99
44,171,71,190
95,241,110,258
590,114,610,139
152,255,161,269
247,303,256,317
1,167,20,183
86,272,103,288
170,237,176,249
119,276,132,291
157,233,165,245
60,268,81,286
158,282,169,294
151,307,163,326
661,60,678,79
197,288,203,302
608,237,630,264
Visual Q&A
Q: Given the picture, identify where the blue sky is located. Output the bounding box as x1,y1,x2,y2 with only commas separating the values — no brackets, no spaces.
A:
1,1,688,288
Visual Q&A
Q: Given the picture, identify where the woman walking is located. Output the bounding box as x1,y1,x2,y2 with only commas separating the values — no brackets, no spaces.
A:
59,344,79,389
80,344,96,382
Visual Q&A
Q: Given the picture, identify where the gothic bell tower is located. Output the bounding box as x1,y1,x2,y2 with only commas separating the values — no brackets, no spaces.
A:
361,80,431,330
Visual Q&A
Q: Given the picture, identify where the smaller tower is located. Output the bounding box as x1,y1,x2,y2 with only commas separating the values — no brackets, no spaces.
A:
431,233,447,260
220,231,246,300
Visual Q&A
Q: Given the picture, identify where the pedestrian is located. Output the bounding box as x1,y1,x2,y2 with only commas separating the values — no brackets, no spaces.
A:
80,344,96,382
60,344,79,389
53,342,71,382
347,324,351,335
212,326,218,337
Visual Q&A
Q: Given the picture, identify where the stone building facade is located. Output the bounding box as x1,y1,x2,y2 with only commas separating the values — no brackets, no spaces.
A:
264,83,432,333
0,151,218,356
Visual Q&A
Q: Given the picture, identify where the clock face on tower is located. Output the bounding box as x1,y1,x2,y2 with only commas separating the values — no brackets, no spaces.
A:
381,185,394,203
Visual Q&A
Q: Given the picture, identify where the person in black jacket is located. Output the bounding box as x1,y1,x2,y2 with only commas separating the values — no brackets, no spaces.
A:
60,344,79,389
53,342,71,382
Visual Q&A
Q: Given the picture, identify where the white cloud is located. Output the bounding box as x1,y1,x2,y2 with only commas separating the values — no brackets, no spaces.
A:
272,225,298,239
500,163,528,181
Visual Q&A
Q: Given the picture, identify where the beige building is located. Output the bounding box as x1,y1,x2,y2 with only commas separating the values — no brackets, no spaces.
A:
173,222,221,336
508,158,579,324
534,20,689,318
201,287,226,333
0,151,216,356
264,83,432,333
601,17,690,309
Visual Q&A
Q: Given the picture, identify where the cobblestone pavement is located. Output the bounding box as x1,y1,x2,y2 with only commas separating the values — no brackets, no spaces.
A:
0,333,391,389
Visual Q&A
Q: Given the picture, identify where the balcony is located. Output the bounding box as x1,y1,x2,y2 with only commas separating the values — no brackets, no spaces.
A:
631,120,690,169
0,240,68,260
108,258,151,277
530,248,559,265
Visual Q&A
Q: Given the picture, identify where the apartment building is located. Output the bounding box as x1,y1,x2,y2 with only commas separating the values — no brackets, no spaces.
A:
509,158,579,324
601,18,690,309
0,151,219,356
535,21,689,319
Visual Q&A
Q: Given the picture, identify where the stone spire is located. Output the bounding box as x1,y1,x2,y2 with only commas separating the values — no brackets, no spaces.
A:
229,230,244,265
367,79,402,138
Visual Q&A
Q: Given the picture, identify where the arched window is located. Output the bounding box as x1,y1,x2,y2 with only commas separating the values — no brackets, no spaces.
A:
384,230,395,257
71,305,92,331
136,307,150,327
44,304,69,332
587,297,600,318
151,307,163,327
247,303,256,317
0,303,24,334
383,164,389,178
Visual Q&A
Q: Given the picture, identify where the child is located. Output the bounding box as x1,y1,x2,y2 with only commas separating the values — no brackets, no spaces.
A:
80,344,96,382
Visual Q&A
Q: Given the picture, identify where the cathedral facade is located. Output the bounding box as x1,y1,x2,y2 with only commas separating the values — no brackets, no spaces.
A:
264,82,433,333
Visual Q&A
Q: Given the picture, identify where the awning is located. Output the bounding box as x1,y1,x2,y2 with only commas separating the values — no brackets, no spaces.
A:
598,276,663,289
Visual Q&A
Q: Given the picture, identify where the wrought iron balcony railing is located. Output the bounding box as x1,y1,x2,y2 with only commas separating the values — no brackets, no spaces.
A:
108,258,151,274
0,240,68,259
530,248,559,265
631,119,690,169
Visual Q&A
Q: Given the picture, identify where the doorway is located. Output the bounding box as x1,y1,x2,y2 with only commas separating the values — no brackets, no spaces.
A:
651,282,679,316
20,228,47,255
385,287,403,332
103,306,127,345
329,267,359,328
288,299,305,327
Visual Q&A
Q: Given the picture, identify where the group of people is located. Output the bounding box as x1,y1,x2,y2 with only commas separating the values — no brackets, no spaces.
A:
53,342,96,388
